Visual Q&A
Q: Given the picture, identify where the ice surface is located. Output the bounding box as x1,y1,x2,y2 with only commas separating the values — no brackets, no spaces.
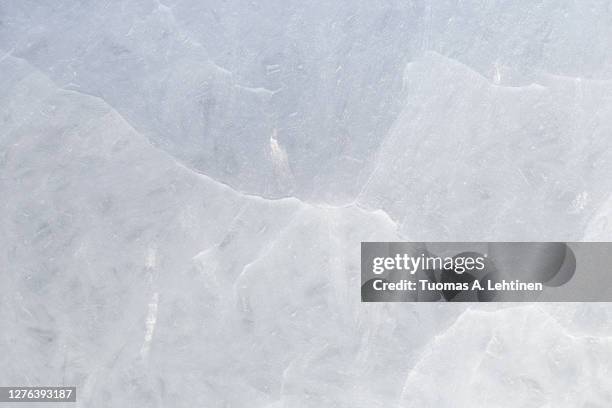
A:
1,1,612,407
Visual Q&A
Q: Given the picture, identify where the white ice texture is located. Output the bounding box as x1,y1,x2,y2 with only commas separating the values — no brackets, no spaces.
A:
1,1,612,407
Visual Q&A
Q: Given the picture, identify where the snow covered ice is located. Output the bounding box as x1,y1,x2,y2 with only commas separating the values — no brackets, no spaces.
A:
1,1,612,407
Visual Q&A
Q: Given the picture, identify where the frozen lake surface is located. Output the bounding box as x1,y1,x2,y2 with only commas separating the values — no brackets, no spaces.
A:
1,1,612,406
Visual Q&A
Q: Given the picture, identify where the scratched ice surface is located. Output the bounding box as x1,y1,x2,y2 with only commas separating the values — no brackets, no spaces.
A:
1,1,612,407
